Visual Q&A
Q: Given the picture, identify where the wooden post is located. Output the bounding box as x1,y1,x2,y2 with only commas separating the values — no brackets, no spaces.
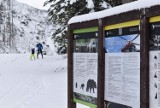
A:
68,24,76,108
97,18,105,108
140,8,149,108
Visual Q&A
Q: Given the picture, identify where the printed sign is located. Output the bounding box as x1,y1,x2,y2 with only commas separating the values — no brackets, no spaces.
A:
104,25,140,108
73,31,98,105
149,21,160,108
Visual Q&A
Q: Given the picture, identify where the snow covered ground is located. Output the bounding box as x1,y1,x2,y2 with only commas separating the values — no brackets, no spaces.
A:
0,54,89,108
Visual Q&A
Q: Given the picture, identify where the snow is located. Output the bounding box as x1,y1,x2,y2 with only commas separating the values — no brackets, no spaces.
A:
70,0,77,5
101,1,111,8
0,54,89,108
86,0,94,9
68,0,160,24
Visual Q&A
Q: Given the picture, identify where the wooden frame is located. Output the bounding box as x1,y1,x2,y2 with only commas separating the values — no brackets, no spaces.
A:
68,5,160,108
103,10,142,108
68,19,102,108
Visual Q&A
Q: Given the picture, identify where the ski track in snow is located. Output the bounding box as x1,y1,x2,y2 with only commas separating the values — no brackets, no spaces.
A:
0,54,89,108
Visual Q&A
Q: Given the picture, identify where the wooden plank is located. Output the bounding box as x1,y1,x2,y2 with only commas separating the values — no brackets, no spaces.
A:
97,18,105,108
104,10,140,26
146,5,160,18
140,8,149,108
68,25,76,108
70,20,98,30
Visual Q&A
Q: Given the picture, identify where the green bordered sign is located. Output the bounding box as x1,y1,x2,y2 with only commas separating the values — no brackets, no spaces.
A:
104,20,141,108
149,16,160,108
73,27,98,108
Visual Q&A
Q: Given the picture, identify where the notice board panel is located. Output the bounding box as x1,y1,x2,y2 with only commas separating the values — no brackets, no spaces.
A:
104,21,140,108
149,16,160,108
73,27,98,107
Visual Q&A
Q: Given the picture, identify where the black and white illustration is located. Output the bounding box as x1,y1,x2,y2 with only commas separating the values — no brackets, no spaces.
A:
86,79,97,93
80,83,85,90
150,22,160,50
74,38,98,53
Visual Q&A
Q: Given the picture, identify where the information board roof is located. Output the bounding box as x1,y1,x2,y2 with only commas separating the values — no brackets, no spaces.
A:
68,0,160,24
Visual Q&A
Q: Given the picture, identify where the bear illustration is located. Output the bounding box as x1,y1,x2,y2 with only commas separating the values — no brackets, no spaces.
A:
86,79,97,93
80,84,85,90
75,82,78,88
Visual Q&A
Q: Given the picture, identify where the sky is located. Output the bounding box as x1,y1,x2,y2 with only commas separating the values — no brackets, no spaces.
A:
16,0,50,10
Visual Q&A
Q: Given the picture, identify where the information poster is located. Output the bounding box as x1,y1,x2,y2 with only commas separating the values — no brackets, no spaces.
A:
149,21,160,108
104,25,140,108
73,30,98,105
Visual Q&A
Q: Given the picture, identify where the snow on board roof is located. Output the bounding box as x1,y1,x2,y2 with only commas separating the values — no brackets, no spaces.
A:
68,0,160,24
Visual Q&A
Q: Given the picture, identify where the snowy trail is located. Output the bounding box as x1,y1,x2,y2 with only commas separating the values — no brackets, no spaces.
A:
0,54,89,108
0,54,67,108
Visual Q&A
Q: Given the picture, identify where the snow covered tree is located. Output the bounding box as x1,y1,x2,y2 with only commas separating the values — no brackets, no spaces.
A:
44,0,111,54
106,0,136,7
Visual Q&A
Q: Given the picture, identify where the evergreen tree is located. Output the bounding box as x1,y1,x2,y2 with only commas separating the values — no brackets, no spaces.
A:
105,0,136,7
44,0,111,54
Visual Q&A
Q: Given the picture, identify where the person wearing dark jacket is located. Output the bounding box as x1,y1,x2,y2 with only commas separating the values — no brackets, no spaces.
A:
36,42,43,59
30,48,36,60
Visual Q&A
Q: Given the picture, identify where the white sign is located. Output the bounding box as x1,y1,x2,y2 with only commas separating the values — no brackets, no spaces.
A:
73,53,98,98
149,51,160,108
105,52,140,108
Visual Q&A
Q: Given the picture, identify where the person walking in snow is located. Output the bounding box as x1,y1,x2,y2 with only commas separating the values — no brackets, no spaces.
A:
36,42,43,59
30,48,36,61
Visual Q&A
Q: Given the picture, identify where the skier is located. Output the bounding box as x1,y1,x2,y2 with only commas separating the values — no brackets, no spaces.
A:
30,48,36,61
36,42,43,59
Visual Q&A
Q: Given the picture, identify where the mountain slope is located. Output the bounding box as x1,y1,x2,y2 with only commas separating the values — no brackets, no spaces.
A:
0,0,53,53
